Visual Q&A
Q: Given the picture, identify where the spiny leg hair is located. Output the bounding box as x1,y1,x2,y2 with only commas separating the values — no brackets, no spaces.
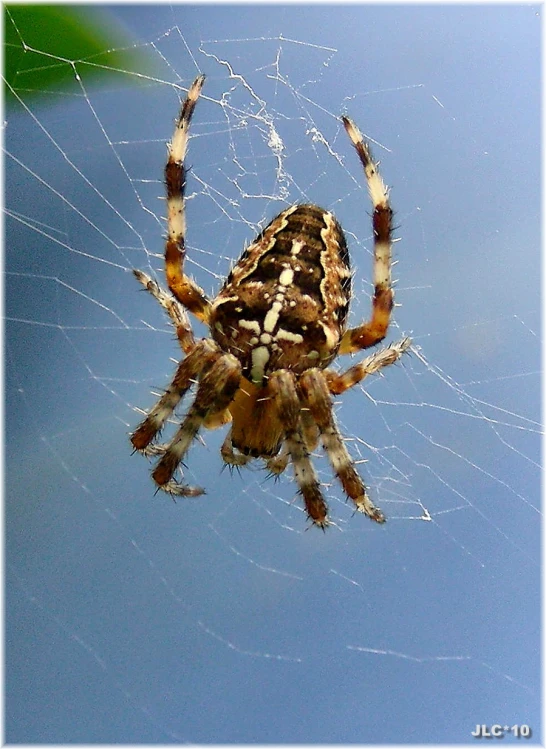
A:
300,369,385,523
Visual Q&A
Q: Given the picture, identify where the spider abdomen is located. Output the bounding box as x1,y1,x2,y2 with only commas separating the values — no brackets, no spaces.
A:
210,204,352,384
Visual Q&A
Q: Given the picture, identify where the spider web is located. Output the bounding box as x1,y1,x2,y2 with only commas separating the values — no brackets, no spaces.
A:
5,7,541,744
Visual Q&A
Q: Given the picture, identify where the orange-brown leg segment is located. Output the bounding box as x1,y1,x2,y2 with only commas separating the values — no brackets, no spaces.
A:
220,429,252,468
131,339,220,452
300,368,385,523
339,117,394,355
326,337,411,396
152,353,242,493
132,269,196,355
265,444,290,477
268,370,329,528
164,74,211,324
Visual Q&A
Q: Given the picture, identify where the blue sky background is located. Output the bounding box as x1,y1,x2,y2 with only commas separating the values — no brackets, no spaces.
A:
5,4,541,744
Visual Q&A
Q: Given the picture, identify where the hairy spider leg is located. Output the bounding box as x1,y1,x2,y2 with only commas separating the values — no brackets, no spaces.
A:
327,338,411,396
131,339,219,451
269,370,329,528
339,117,394,354
152,353,242,490
133,269,196,354
164,75,212,324
300,368,385,522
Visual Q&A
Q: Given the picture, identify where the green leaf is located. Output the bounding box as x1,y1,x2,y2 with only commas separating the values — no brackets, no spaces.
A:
4,5,155,105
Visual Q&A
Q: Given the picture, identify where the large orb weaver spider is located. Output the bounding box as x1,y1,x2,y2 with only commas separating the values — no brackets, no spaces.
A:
131,76,411,528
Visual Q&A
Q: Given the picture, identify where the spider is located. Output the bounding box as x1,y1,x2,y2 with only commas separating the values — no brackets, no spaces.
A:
130,75,411,529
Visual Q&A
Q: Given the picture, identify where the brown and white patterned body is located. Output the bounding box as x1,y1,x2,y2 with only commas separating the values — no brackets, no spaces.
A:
211,204,351,384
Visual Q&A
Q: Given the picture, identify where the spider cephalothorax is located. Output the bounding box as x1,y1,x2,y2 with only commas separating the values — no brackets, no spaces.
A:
131,75,411,528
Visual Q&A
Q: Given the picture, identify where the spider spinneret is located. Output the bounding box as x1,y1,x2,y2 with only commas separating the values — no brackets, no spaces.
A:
131,75,411,529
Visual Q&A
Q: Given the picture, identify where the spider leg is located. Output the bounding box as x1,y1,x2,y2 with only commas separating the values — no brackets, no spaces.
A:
131,339,219,451
326,337,411,396
300,368,385,523
339,117,394,355
268,370,329,528
220,429,252,467
132,269,196,354
152,353,241,491
263,408,318,478
262,409,319,478
164,74,212,324
262,408,320,477
265,444,290,477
